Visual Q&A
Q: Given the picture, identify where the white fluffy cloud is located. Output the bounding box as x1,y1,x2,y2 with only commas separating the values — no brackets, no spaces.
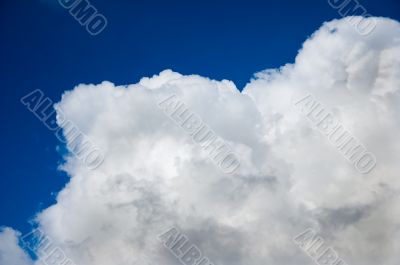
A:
2,16,400,265
0,228,33,265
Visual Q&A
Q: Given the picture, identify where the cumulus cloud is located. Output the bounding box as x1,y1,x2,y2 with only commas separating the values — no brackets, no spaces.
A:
0,227,33,265
2,16,399,265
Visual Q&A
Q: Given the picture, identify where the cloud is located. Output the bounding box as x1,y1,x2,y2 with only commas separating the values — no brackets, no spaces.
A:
0,227,33,265
3,16,400,265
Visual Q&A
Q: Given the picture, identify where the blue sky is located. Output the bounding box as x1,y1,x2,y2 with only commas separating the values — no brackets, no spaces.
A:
0,0,399,236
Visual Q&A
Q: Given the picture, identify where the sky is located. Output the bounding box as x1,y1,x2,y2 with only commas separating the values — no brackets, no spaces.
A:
0,1,399,265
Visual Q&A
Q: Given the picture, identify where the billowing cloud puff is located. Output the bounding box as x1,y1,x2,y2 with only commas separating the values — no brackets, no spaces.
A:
0,227,33,265
2,16,399,265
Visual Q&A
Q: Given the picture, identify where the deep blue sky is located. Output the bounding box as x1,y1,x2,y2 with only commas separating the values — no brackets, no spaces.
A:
0,0,399,234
